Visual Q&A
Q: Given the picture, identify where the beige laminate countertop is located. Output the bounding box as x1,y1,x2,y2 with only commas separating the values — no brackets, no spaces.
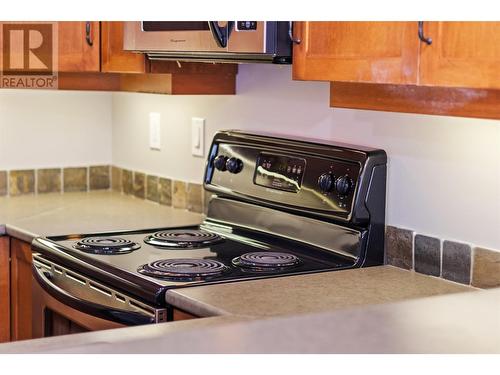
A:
165,265,475,318
0,191,203,241
0,191,496,354
2,287,498,354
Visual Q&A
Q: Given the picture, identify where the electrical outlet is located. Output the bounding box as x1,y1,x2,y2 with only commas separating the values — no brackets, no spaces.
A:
149,112,161,150
191,117,205,157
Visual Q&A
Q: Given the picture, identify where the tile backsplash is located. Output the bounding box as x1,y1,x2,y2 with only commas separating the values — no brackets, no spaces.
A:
2,166,498,286
2,166,109,196
414,234,441,277
159,177,172,206
442,240,472,285
385,226,413,270
0,171,7,196
0,165,207,216
112,167,206,215
132,172,145,199
172,180,187,209
63,167,88,192
471,248,500,288
385,225,500,289
9,169,35,196
37,168,62,194
89,166,111,190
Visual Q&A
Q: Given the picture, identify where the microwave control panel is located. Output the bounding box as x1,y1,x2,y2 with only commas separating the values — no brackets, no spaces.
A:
236,21,258,31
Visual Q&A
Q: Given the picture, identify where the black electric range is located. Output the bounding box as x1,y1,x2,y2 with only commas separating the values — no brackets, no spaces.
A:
31,130,387,328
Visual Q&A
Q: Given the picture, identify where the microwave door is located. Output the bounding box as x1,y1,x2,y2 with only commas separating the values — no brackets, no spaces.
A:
124,22,225,53
227,21,267,54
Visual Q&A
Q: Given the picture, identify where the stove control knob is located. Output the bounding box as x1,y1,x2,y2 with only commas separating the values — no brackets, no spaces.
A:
226,157,243,174
335,176,353,196
213,155,228,171
318,173,335,193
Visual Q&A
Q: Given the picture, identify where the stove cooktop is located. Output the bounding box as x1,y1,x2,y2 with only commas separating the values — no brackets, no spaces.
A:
33,225,356,305
32,130,386,309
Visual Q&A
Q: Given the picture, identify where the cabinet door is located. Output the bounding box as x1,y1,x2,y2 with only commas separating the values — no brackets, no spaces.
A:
419,22,500,88
292,22,419,84
101,21,147,73
172,308,197,321
58,21,100,72
10,238,32,341
0,237,10,343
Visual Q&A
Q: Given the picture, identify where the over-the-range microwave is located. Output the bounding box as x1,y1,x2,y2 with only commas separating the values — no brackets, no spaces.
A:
123,21,294,64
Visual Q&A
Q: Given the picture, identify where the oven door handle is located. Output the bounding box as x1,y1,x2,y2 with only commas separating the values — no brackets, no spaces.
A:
33,266,155,326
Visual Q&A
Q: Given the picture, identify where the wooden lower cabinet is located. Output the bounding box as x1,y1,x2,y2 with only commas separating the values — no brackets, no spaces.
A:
0,237,10,343
172,308,198,321
10,238,33,341
43,311,88,337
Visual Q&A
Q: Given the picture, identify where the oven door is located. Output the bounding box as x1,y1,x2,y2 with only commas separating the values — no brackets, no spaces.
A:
123,21,266,54
32,255,167,339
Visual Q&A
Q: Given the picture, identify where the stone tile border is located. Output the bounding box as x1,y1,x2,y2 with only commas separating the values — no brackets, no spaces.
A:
0,171,7,196
385,226,413,270
8,170,35,196
1,165,208,216
11,165,496,286
414,234,441,277
1,166,110,197
385,225,500,289
442,240,471,285
64,167,88,192
471,247,500,288
111,166,207,215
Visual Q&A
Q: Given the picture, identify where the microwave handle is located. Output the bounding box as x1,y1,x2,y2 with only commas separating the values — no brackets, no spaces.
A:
208,21,234,48
33,265,155,326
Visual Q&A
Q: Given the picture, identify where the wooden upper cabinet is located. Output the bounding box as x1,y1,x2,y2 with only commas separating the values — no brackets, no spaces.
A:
101,22,147,73
57,22,100,72
419,22,500,88
293,22,419,84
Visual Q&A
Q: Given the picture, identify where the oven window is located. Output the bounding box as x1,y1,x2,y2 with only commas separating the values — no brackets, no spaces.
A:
142,22,210,32
44,309,88,337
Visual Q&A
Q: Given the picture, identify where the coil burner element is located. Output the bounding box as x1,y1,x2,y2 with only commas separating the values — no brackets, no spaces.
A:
138,259,229,281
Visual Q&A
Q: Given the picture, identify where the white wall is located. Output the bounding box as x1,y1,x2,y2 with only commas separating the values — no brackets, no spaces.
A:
112,64,500,250
0,68,497,251
0,90,113,169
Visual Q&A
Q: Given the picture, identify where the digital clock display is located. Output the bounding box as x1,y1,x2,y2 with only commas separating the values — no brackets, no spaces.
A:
253,153,306,193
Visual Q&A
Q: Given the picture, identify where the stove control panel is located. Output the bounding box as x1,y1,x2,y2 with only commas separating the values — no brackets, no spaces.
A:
204,131,387,223
206,144,360,219
254,153,306,193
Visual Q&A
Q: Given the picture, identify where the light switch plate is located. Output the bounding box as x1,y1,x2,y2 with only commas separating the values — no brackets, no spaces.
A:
149,112,161,150
191,117,205,157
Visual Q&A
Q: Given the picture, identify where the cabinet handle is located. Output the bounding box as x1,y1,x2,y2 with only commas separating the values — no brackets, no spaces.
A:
85,21,93,46
418,21,432,45
288,21,301,44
